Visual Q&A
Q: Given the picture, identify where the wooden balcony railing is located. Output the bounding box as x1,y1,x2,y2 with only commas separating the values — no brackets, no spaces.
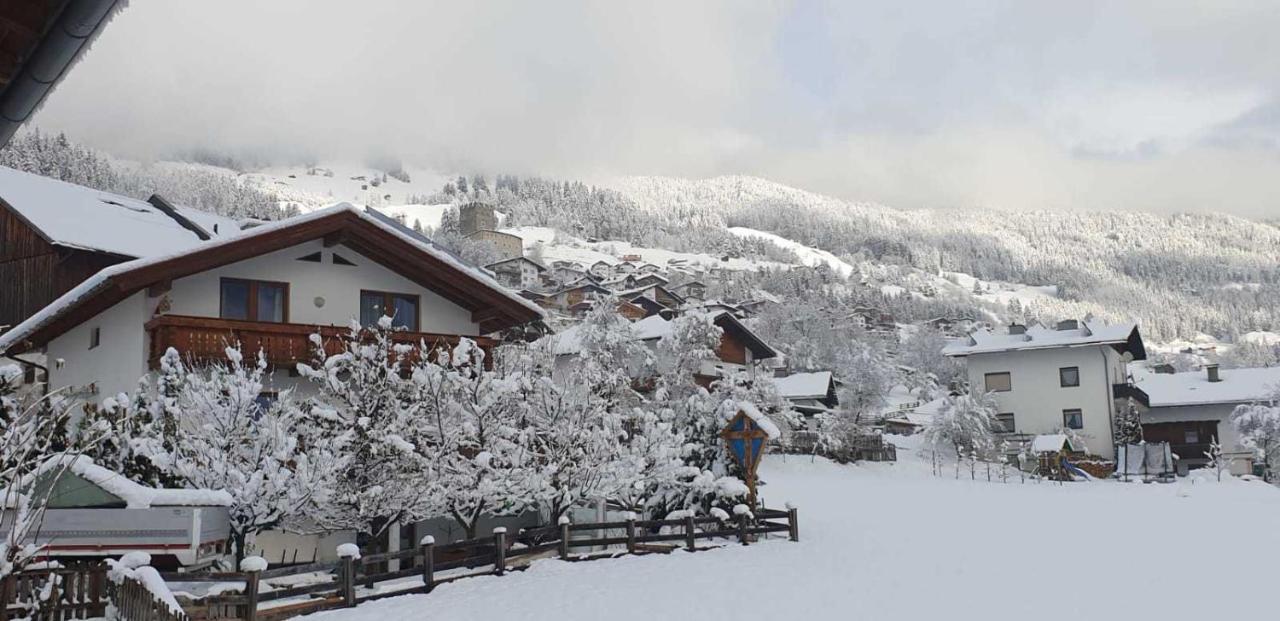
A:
145,314,497,370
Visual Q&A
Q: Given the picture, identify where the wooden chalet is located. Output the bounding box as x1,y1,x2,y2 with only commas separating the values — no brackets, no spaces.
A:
0,204,544,400
0,166,241,334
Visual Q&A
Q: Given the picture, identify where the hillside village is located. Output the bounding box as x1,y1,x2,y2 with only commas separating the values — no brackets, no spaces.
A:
4,151,1280,620
3,2,1280,620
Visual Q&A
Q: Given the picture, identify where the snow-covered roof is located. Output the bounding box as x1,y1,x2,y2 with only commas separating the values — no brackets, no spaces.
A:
733,400,781,440
1135,366,1280,407
884,397,946,427
2,456,231,509
0,203,544,353
552,310,775,359
486,256,547,271
1031,434,1076,453
884,411,932,427
772,371,834,399
0,166,233,258
942,320,1145,359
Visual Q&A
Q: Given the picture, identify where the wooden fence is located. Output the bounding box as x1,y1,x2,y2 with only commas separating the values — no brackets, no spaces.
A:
0,566,107,621
109,576,190,621
168,507,799,621
1,564,191,621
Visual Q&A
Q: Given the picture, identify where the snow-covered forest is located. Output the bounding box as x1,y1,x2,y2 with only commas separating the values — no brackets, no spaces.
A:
0,131,295,221
435,173,1280,341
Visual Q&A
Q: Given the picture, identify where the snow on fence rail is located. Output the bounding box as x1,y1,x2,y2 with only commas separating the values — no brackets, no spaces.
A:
0,563,188,621
0,565,109,620
162,507,799,621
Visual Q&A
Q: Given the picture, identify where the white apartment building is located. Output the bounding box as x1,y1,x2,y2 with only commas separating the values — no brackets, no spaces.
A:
943,320,1148,457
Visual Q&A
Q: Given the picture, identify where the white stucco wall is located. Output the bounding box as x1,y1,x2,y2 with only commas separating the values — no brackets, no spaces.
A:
42,240,487,401
46,291,150,403
963,345,1128,456
165,240,479,335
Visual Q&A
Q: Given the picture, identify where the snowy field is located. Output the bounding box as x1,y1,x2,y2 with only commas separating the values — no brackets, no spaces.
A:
304,438,1279,621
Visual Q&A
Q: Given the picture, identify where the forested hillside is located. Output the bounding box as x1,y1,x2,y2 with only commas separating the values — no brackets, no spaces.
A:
0,131,294,220
448,173,1280,340
5,129,1278,342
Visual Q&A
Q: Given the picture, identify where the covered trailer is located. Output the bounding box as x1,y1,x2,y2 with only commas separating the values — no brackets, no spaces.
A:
4,456,232,570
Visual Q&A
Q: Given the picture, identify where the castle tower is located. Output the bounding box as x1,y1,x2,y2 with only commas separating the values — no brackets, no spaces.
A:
459,202,498,236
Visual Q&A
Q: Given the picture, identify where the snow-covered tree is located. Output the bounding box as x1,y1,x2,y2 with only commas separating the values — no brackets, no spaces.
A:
922,392,999,459
296,320,438,543
1,391,102,582
156,347,328,564
414,339,533,539
835,341,893,426
0,364,20,423
1230,389,1280,480
1113,397,1144,447
897,325,963,396
1220,341,1280,369
646,314,759,516
1203,436,1230,482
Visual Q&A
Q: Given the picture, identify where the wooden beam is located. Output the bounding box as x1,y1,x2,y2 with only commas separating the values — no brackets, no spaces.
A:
471,307,506,324
147,279,172,297
323,230,348,248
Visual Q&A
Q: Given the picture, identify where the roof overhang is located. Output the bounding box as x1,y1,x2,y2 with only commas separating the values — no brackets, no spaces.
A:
0,207,543,354
0,0,125,147
714,313,776,359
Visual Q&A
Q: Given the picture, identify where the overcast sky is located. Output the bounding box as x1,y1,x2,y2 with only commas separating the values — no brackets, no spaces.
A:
34,0,1280,216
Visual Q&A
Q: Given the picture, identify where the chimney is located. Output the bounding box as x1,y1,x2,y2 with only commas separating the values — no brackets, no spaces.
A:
1057,319,1079,331
1008,323,1026,335
1207,364,1221,383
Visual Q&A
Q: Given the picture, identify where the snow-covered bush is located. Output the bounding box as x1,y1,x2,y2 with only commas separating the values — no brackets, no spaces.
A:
1231,389,1280,480
922,392,999,460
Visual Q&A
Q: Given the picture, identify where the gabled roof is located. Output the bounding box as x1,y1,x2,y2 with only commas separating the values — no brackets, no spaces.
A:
616,284,685,304
942,320,1147,360
1135,366,1280,407
626,295,672,315
0,204,544,354
1031,434,1079,453
486,256,547,272
772,371,837,400
557,280,611,295
553,310,776,360
673,280,706,289
0,166,240,258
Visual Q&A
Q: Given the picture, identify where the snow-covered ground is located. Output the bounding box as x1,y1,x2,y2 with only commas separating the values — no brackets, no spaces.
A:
510,226,795,273
727,226,855,277
302,438,1279,621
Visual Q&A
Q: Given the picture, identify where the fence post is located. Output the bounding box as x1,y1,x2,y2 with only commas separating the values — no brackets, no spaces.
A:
737,513,749,546
1,575,11,621
239,557,267,621
420,536,435,592
625,513,637,555
684,515,697,552
787,505,799,542
337,546,358,608
558,516,571,560
493,527,507,576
